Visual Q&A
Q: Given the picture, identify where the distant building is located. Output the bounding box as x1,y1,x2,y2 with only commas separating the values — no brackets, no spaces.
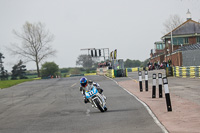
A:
150,10,200,66
154,41,165,55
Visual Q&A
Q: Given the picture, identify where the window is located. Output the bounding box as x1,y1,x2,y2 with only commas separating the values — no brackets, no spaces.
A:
172,37,190,45
197,37,200,43
156,43,164,50
156,44,160,50
173,38,184,45
163,44,165,49
184,37,189,44
159,44,163,50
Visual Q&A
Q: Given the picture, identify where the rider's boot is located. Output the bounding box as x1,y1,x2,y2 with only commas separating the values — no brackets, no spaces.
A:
104,105,108,111
102,95,106,101
84,98,89,103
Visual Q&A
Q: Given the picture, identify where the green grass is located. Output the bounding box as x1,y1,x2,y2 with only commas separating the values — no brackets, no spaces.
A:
0,79,35,89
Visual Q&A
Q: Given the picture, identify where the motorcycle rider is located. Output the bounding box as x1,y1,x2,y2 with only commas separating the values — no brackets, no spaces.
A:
79,77,106,104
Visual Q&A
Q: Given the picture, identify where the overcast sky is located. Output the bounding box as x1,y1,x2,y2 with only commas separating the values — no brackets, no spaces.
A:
1,0,200,71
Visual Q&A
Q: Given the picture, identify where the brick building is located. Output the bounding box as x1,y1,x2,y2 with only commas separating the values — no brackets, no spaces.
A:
150,10,200,67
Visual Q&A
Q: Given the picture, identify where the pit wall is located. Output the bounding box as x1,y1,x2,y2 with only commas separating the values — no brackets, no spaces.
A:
96,67,108,76
106,69,115,78
105,69,128,78
173,66,200,78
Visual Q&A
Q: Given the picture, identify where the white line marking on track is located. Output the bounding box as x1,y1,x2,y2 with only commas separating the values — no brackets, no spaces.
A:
104,76,169,133
71,83,77,87
128,77,138,83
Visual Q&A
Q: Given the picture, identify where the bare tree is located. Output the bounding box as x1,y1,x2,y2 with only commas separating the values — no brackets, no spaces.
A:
162,14,184,35
8,22,56,77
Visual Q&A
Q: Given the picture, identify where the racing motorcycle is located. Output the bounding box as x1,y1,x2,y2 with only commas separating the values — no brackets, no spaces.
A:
85,86,107,112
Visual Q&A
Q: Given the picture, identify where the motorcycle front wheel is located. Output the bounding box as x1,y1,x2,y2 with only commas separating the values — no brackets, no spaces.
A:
94,99,105,112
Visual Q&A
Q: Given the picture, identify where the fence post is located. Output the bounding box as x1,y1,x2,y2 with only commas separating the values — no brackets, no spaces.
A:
152,73,156,98
158,73,162,98
138,71,143,92
163,77,172,112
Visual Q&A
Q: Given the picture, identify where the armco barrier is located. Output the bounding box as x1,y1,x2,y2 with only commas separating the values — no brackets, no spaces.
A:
173,66,200,78
127,67,139,72
126,67,146,72
132,67,138,72
127,68,132,72
66,73,96,77
84,73,96,76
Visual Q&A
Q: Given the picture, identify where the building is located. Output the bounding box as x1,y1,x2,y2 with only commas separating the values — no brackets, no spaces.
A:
150,10,200,66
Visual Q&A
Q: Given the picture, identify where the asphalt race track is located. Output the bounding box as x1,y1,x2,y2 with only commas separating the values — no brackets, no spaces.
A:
0,76,164,133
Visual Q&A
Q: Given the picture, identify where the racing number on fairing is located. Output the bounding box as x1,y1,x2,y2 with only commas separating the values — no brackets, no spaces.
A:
89,91,94,96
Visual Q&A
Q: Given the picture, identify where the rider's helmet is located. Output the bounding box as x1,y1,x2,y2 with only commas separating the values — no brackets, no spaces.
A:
80,77,88,87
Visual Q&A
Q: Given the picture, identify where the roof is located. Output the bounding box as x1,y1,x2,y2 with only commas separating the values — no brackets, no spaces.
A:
154,41,164,44
162,19,200,39
172,43,200,54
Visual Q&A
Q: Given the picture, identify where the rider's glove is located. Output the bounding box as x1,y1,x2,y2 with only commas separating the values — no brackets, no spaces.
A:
97,88,103,94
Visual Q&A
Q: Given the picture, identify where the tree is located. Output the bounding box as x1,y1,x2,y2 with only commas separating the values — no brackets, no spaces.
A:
11,60,27,80
11,64,18,80
60,68,70,73
124,59,142,68
76,54,96,68
69,68,81,75
41,62,59,78
140,59,149,67
0,53,8,80
8,22,56,77
162,14,183,35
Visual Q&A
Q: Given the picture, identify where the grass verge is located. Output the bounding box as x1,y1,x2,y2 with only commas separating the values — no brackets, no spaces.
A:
0,79,35,89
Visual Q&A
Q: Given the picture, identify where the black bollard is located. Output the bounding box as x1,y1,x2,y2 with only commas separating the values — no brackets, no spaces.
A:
152,74,156,98
138,71,143,92
145,71,148,91
163,77,172,112
158,73,163,98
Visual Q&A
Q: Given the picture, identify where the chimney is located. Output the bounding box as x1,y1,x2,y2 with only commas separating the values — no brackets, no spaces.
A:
186,9,191,20
150,49,153,58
